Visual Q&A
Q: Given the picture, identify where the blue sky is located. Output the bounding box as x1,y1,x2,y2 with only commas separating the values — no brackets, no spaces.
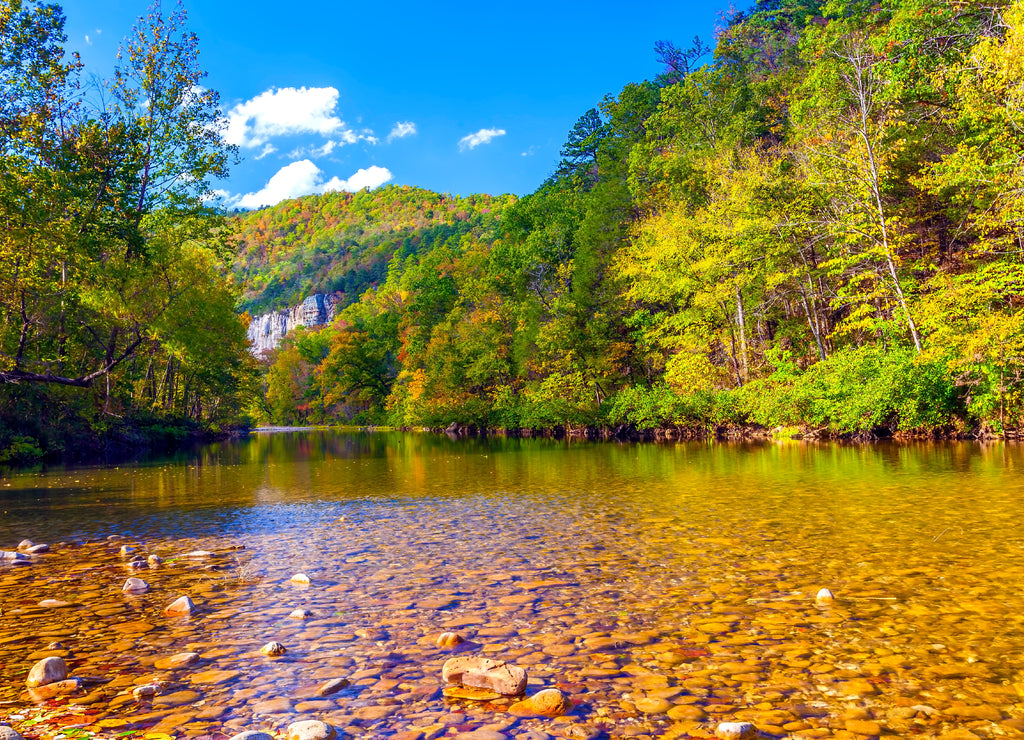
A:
60,0,728,208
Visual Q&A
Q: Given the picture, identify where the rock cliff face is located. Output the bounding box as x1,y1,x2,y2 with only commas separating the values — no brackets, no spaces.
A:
246,294,341,356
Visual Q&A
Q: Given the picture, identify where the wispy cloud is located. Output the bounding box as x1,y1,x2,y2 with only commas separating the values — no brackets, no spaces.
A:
254,144,277,161
224,87,373,149
225,160,392,209
387,122,417,143
458,127,506,151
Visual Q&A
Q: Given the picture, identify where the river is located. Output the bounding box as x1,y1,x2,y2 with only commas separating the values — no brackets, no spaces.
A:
1,432,1022,739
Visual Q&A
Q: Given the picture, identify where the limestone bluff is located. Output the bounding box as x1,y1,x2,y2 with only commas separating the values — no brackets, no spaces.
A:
245,293,342,356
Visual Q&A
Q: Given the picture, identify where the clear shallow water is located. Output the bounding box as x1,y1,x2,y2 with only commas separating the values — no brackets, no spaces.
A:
0,433,1023,740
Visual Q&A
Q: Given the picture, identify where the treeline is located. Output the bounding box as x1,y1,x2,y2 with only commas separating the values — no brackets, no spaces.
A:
260,0,1024,438
0,1,255,463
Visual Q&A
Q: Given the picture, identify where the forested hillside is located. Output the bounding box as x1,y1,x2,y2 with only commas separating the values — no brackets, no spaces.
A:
230,187,514,315
257,0,1024,437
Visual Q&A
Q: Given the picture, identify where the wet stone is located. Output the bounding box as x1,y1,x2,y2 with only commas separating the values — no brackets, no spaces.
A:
716,722,756,740
508,688,572,717
0,726,24,740
228,733,275,740
154,651,201,669
316,678,350,696
261,641,287,656
163,595,195,615
123,577,150,594
26,656,67,687
286,720,336,740
442,656,527,696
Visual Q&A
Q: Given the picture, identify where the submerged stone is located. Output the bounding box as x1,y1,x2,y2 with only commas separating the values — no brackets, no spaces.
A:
316,677,349,696
442,656,527,696
716,722,756,740
26,656,67,687
286,720,336,740
154,652,200,670
123,577,150,594
163,595,195,615
437,631,465,648
261,641,286,656
508,688,572,717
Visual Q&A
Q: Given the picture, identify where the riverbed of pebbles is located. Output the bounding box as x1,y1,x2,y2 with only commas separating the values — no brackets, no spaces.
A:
2,464,1024,740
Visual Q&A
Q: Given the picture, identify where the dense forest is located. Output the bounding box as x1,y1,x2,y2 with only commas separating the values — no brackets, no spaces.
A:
0,0,254,463
3,0,1024,464
256,0,1024,439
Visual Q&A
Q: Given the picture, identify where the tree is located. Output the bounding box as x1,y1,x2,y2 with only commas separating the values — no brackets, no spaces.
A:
0,0,237,389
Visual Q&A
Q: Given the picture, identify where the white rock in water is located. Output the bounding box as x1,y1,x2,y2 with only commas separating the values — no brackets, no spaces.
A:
163,595,195,615
26,544,50,554
260,642,286,656
26,656,68,687
286,720,336,740
816,587,835,604
119,545,137,557
717,722,756,740
182,550,214,559
0,724,26,740
290,573,311,585
132,683,161,700
0,551,29,562
122,577,150,594
17,540,33,550
147,554,163,566
228,733,275,740
442,656,527,696
289,608,313,619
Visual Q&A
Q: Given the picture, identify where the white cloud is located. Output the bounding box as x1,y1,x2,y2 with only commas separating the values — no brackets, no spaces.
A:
287,140,337,159
322,165,393,192
226,160,392,209
224,87,353,148
458,127,506,151
254,144,277,160
387,122,417,143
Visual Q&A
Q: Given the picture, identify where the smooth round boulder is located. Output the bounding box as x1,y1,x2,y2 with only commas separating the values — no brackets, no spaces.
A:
228,733,275,740
285,720,336,740
260,641,286,656
716,722,756,740
316,678,350,696
436,631,465,648
17,540,33,550
509,688,572,717
816,587,835,604
163,595,195,615
123,577,150,594
290,573,311,585
132,683,161,700
0,725,25,740
26,656,67,688
147,554,163,566
154,651,200,670
25,544,49,554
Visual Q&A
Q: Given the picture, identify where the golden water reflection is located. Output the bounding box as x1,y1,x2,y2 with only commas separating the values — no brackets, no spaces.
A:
0,434,1022,739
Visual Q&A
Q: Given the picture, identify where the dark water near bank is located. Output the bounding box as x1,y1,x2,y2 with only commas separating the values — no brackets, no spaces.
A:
1,433,1023,739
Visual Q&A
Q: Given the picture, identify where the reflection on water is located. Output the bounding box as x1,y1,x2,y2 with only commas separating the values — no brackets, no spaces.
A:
0,433,1023,739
